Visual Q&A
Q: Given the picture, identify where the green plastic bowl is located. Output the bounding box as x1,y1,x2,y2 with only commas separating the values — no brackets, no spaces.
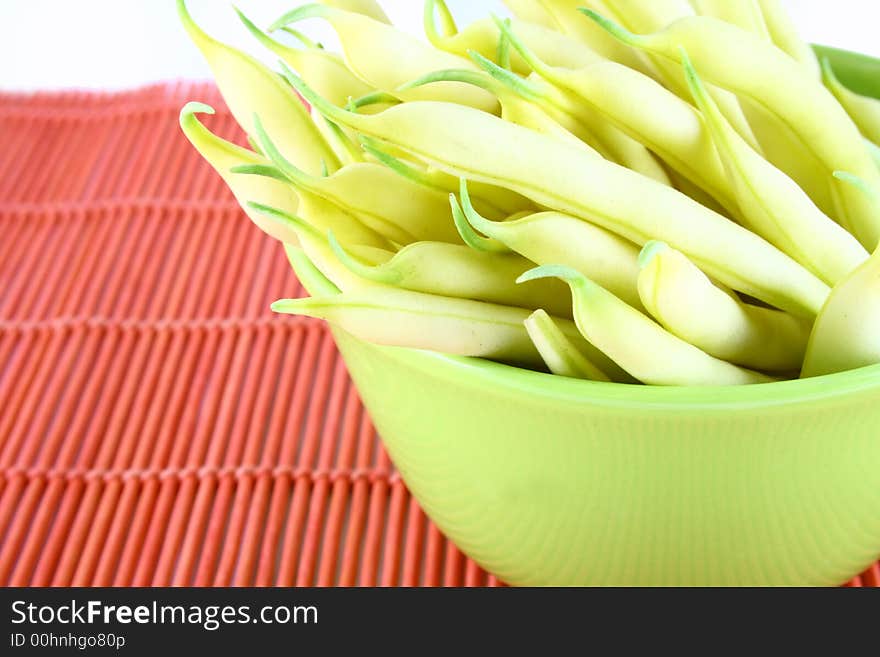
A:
295,47,880,586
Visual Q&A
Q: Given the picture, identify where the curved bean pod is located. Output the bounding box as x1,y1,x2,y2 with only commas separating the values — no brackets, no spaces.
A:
458,181,644,310
283,70,829,317
247,203,373,292
285,244,340,297
179,102,303,245
425,0,458,36
524,310,611,381
514,0,655,76
468,51,672,185
583,10,880,248
310,110,365,166
637,242,810,372
822,58,880,146
329,232,573,317
235,7,374,110
683,52,868,285
176,0,338,176
591,1,762,152
451,195,512,255
360,136,530,221
271,286,584,370
233,164,391,250
269,4,498,112
519,265,775,386
403,68,597,154
347,91,400,114
250,116,461,245
424,0,606,75
487,23,733,209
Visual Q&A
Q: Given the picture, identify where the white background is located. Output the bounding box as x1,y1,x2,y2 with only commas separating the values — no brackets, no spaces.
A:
1,0,879,91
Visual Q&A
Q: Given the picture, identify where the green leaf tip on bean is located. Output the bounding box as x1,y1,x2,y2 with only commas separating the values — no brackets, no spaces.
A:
449,192,510,254
246,201,318,241
251,113,356,204
277,27,322,50
270,298,303,314
347,91,399,112
423,0,460,44
679,47,699,89
467,50,543,104
251,113,311,187
261,109,460,245
179,100,313,247
833,170,878,200
517,264,586,288
321,115,364,163
637,240,671,269
455,180,514,254
458,178,510,242
249,201,386,292
460,179,646,308
489,15,675,182
490,14,548,79
239,8,376,118
577,8,647,49
246,134,264,157
279,61,356,128
176,0,201,36
234,5,290,57
283,245,341,297
419,53,594,154
268,3,330,33
179,101,215,122
327,230,402,285
359,135,440,191
496,21,513,71
275,3,499,112
359,138,526,222
326,232,574,315
229,163,289,183
398,67,500,96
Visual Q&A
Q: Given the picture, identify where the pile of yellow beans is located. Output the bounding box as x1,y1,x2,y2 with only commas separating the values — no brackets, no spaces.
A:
179,0,880,386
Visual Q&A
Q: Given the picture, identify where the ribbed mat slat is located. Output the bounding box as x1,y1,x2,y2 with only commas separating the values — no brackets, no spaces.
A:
0,82,491,587
0,82,874,587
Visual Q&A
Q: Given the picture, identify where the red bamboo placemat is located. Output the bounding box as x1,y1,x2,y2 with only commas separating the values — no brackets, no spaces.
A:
0,83,877,587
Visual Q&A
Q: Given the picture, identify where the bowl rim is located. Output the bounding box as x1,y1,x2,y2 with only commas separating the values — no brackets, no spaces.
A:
350,335,880,411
